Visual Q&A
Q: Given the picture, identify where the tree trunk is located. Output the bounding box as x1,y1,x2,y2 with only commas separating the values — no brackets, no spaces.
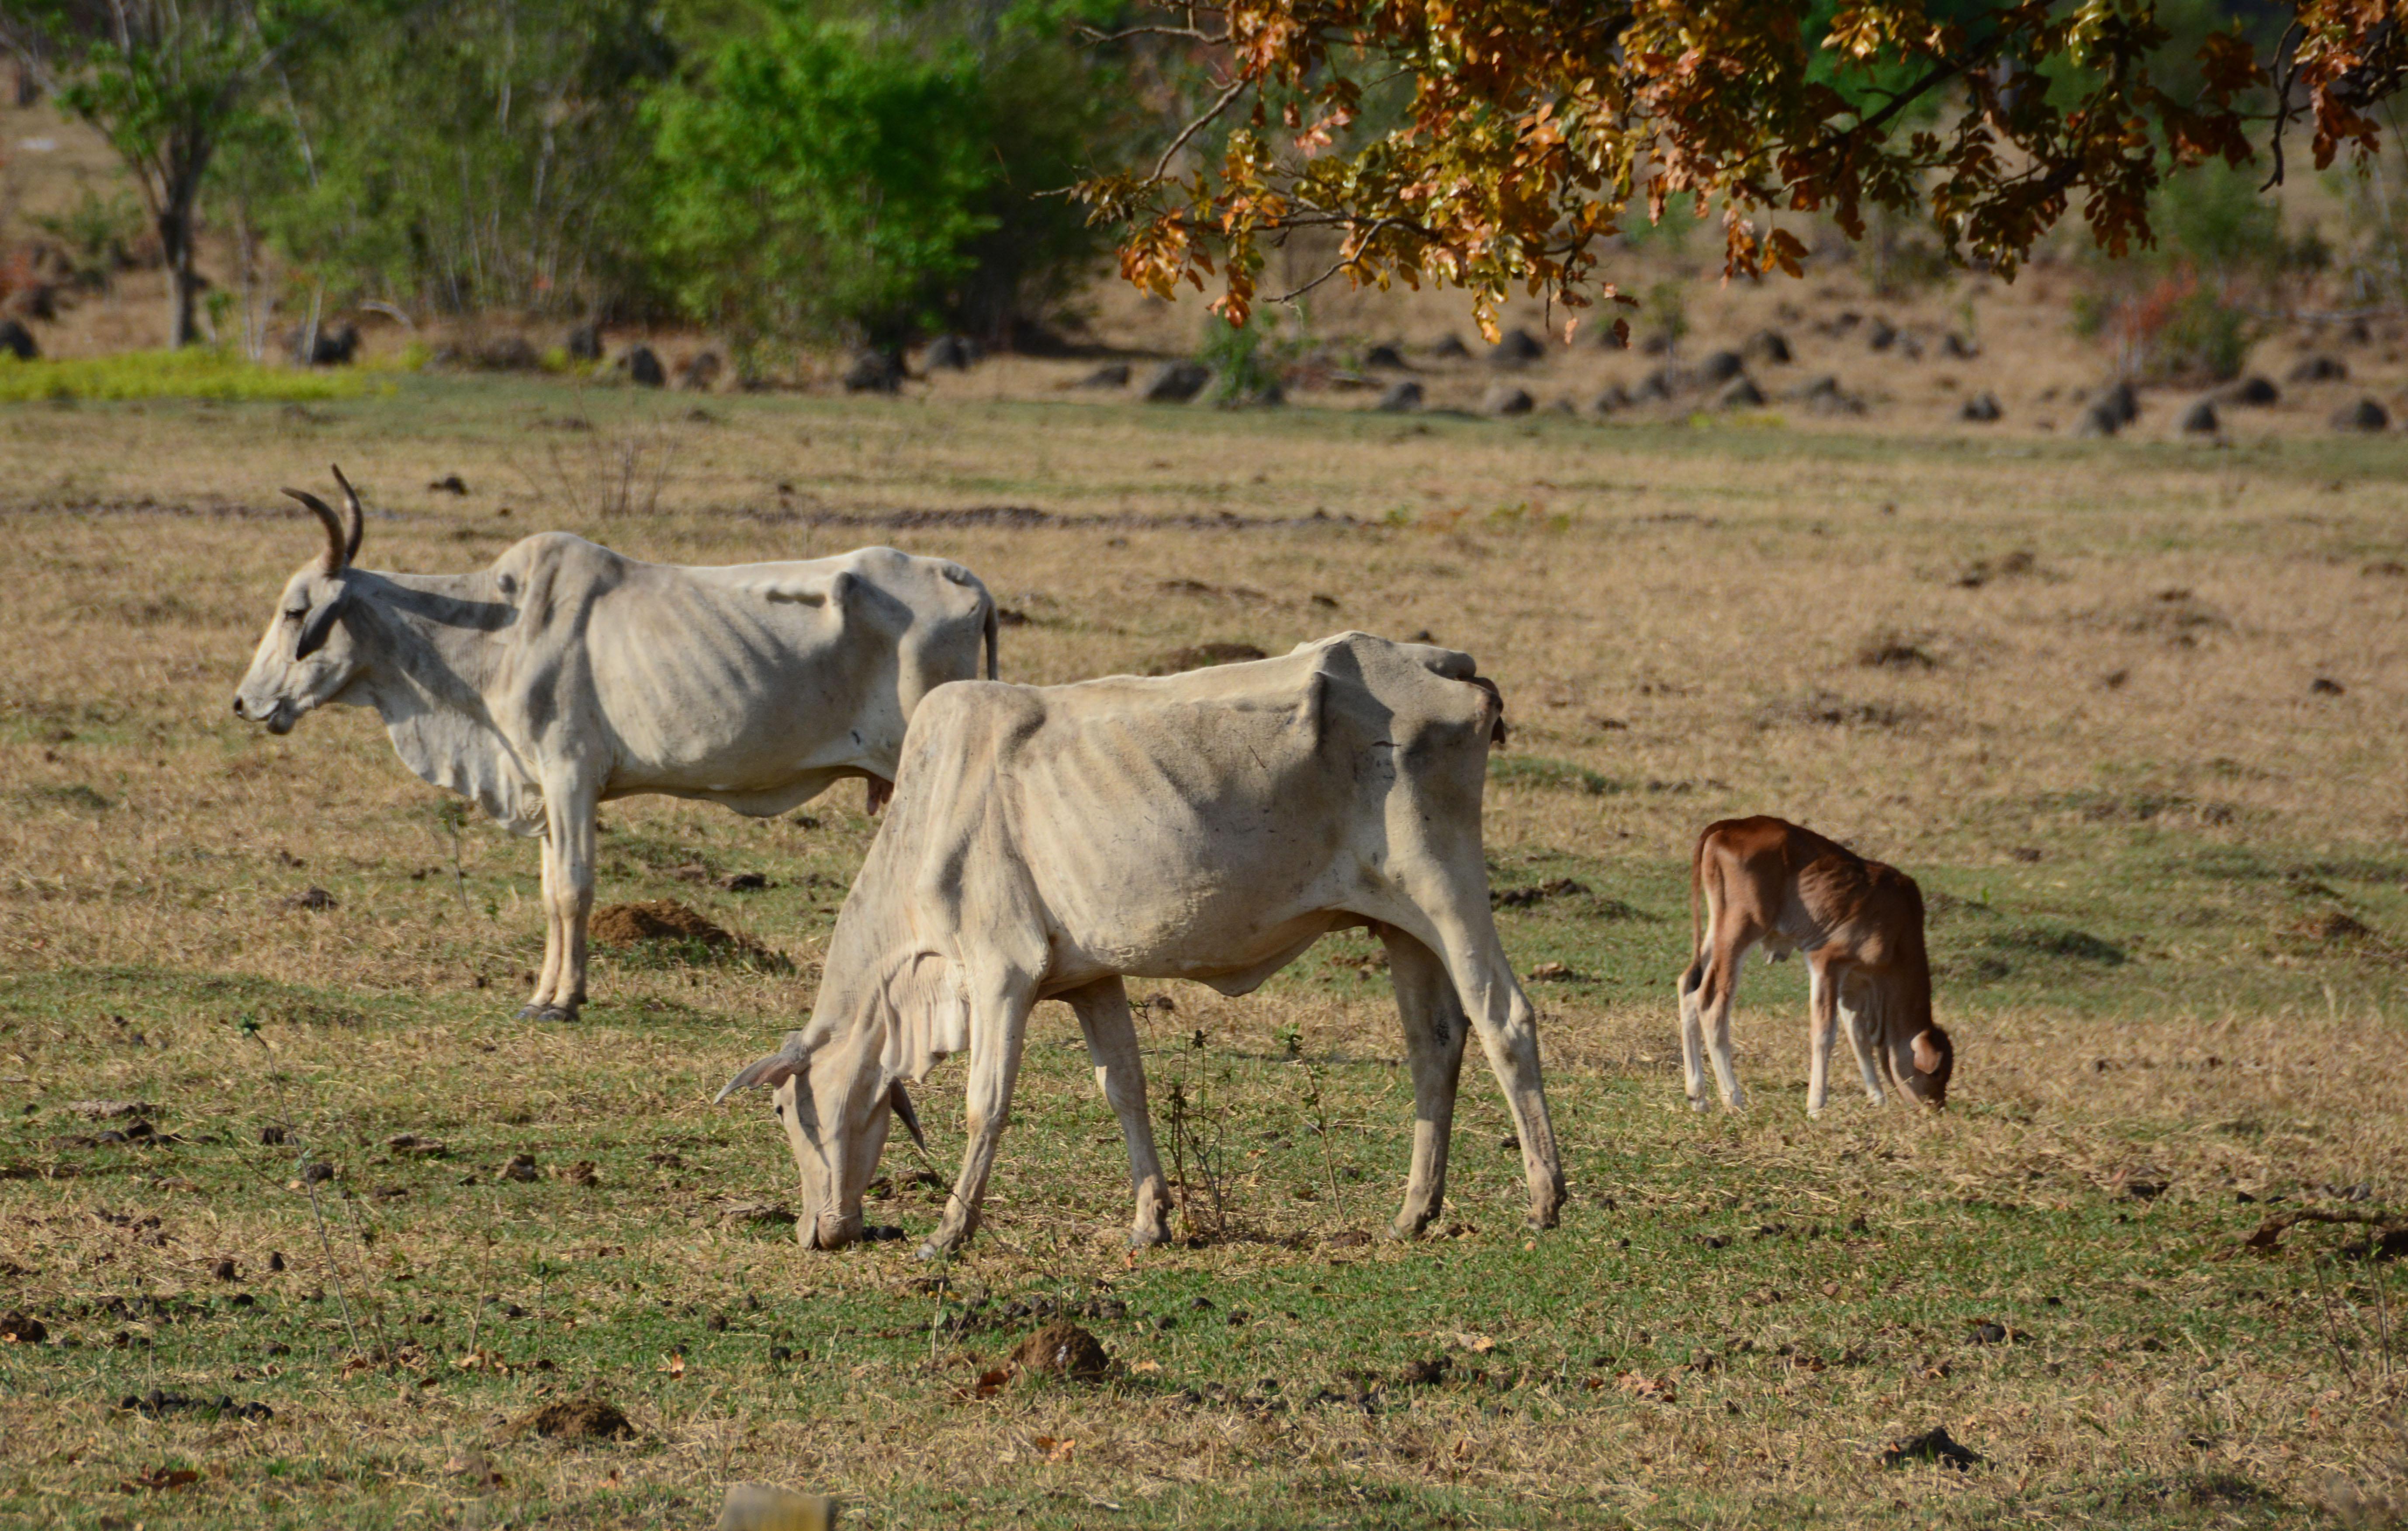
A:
161,203,200,349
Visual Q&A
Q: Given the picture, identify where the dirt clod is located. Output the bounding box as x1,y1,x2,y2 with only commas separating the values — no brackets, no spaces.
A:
591,900,733,946
1,1311,48,1343
1009,1322,1111,1382
590,900,784,966
508,1393,635,1441
1400,1355,1451,1386
499,1153,540,1183
69,1100,154,1121
1881,1425,1981,1470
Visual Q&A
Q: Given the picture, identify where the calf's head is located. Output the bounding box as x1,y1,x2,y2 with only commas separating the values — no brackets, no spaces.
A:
232,466,367,734
718,1026,927,1250
1897,1023,1954,1108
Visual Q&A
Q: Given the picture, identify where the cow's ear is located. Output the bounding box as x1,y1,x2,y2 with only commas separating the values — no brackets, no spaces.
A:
294,587,350,658
888,1080,927,1153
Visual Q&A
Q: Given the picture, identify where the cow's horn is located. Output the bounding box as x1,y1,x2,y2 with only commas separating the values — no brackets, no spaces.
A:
715,1032,812,1104
283,487,349,573
329,464,365,562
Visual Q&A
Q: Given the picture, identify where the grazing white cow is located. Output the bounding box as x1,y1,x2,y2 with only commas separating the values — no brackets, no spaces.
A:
716,631,1566,1256
1677,816,1955,1115
231,467,996,1020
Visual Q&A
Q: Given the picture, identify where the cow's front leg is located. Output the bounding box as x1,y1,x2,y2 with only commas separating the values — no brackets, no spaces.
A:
521,836,564,1020
1380,928,1471,1240
528,771,599,1022
1066,977,1173,1247
920,971,1037,1259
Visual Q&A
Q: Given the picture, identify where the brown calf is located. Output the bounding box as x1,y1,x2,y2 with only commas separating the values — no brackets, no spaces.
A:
1677,816,1954,1115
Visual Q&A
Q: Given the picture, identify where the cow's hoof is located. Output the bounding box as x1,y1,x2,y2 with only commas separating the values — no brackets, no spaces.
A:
533,1005,575,1024
1686,1096,1709,1114
515,1003,546,1021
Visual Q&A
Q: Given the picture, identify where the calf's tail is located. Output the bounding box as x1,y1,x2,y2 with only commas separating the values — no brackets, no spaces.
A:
1681,835,1708,994
982,596,999,680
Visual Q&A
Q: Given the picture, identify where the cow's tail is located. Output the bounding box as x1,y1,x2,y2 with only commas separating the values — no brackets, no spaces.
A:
1465,673,1507,745
981,594,999,680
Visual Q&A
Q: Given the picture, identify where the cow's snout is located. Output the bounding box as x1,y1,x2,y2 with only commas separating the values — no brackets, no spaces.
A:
230,695,245,717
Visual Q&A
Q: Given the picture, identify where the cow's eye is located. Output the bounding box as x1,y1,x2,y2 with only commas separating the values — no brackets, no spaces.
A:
285,607,308,622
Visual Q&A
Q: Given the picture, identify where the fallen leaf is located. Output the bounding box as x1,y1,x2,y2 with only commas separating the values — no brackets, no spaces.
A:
1616,1371,1678,1403
1453,1332,1496,1354
1031,1436,1076,1464
1129,1359,1162,1374
659,1351,687,1379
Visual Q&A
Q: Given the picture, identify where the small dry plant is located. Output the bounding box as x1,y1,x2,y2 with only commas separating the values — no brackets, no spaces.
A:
1162,1037,1235,1242
513,400,680,519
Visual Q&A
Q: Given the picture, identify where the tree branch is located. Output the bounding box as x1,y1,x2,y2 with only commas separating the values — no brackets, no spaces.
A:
1152,73,1250,182
2262,20,2302,192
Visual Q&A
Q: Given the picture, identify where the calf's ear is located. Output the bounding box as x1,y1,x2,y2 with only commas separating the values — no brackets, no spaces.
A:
1911,1028,1947,1075
888,1081,927,1153
295,588,350,658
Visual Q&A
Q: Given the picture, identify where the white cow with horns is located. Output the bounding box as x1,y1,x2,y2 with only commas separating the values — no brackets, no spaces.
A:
716,631,1567,1257
232,466,996,1021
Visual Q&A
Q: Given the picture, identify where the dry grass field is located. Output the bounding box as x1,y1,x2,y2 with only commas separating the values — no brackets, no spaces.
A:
4,368,2408,1529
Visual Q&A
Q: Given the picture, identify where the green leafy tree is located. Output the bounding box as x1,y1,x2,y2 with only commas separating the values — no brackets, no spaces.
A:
230,0,675,319
2,0,336,346
647,14,1001,364
1079,1,2408,336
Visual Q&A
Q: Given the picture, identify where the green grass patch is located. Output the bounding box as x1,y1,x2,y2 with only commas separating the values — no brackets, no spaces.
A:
0,348,372,403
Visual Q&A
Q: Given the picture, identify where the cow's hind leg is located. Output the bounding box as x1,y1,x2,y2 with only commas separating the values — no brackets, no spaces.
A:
1380,926,1472,1239
1065,976,1173,1248
1402,895,1565,1231
921,969,1039,1259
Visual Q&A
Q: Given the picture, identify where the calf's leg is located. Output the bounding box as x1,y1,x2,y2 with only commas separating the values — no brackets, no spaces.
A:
1695,931,1751,1112
1837,973,1886,1105
1677,960,1712,1111
1805,956,1840,1118
921,969,1038,1259
1380,928,1472,1239
1065,977,1173,1248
